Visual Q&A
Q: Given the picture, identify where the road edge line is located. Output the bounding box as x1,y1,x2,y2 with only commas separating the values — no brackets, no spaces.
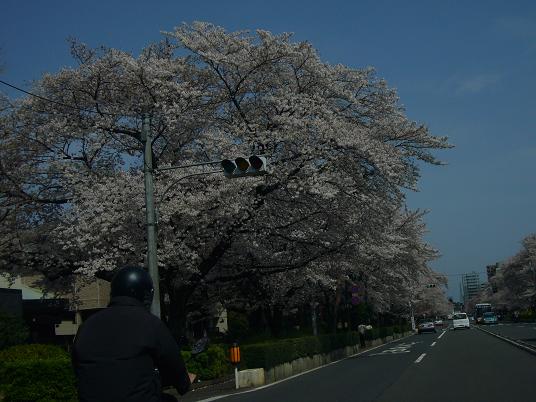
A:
196,332,416,402
475,325,536,356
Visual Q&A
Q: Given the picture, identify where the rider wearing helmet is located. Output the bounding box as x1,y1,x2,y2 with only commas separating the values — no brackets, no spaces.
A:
72,266,192,402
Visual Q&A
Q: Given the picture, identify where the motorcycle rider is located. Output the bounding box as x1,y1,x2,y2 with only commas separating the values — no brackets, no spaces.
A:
72,266,194,401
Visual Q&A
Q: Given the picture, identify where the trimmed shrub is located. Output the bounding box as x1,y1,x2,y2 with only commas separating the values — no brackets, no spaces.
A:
240,326,415,370
519,309,535,321
365,327,380,340
0,344,68,361
181,344,231,380
379,326,394,338
0,344,77,402
241,331,360,369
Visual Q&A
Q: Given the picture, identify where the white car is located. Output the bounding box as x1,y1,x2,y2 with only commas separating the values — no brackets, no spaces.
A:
452,312,470,330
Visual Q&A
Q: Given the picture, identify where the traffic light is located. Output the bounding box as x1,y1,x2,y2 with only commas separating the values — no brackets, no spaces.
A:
221,155,268,178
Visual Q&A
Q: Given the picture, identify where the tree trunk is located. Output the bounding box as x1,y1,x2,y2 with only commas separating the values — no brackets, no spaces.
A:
265,306,283,337
331,287,342,333
167,286,191,339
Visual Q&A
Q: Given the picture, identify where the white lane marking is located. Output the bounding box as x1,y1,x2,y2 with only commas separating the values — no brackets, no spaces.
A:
438,331,446,339
368,341,420,356
431,342,436,347
415,353,426,363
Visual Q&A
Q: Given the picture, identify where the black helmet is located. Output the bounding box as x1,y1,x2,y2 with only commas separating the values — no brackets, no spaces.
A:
110,266,154,308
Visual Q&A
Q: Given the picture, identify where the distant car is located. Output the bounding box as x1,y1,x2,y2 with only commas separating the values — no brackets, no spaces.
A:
452,312,470,330
482,312,498,325
434,319,444,327
417,319,436,334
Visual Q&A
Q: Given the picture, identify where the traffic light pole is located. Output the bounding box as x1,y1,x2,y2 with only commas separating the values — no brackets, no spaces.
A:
141,119,224,318
141,126,267,319
142,115,161,318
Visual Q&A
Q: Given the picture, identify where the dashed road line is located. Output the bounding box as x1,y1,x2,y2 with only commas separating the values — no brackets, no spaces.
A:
415,353,426,363
438,331,446,339
431,342,436,347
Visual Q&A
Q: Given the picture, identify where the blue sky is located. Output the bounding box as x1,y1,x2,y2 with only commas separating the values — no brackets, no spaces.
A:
1,0,535,301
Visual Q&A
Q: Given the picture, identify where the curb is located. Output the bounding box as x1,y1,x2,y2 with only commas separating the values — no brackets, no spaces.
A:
475,325,536,356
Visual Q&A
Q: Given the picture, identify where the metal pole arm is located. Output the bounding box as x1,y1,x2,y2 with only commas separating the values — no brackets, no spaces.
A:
156,160,223,172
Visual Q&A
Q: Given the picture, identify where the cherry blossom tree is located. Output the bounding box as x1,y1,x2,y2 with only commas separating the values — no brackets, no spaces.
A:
0,22,451,334
487,234,536,311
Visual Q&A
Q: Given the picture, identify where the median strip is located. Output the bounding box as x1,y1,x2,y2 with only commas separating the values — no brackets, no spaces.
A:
415,353,426,363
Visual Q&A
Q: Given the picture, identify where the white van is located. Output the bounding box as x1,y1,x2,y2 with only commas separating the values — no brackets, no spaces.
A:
452,312,470,330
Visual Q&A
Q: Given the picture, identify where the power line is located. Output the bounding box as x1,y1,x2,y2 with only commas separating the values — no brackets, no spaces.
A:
0,79,129,117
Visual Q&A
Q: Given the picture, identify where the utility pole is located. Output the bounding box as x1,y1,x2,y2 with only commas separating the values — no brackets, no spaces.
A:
141,114,161,318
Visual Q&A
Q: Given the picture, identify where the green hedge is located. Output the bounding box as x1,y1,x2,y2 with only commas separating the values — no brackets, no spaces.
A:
242,331,360,369
0,344,77,402
181,344,231,380
242,326,411,369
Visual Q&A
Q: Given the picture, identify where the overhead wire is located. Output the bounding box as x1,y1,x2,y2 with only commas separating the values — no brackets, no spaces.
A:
0,79,136,118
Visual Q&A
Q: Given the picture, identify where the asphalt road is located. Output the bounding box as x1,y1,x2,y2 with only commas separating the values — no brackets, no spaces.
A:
480,322,536,346
207,326,536,402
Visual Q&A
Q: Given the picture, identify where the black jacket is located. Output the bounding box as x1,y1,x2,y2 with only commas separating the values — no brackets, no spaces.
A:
72,296,190,402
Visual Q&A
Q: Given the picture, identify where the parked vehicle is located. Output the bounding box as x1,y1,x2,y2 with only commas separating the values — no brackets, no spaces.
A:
434,319,443,327
417,319,436,334
482,311,498,325
452,312,470,330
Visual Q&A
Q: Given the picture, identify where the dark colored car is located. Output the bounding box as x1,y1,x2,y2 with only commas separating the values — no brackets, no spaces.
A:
482,311,498,325
417,319,436,334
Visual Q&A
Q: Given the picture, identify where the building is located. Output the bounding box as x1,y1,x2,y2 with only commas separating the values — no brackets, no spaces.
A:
486,264,499,281
486,263,500,293
461,272,481,304
1,273,228,340
1,273,110,342
0,288,23,316
453,301,464,313
0,275,45,300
